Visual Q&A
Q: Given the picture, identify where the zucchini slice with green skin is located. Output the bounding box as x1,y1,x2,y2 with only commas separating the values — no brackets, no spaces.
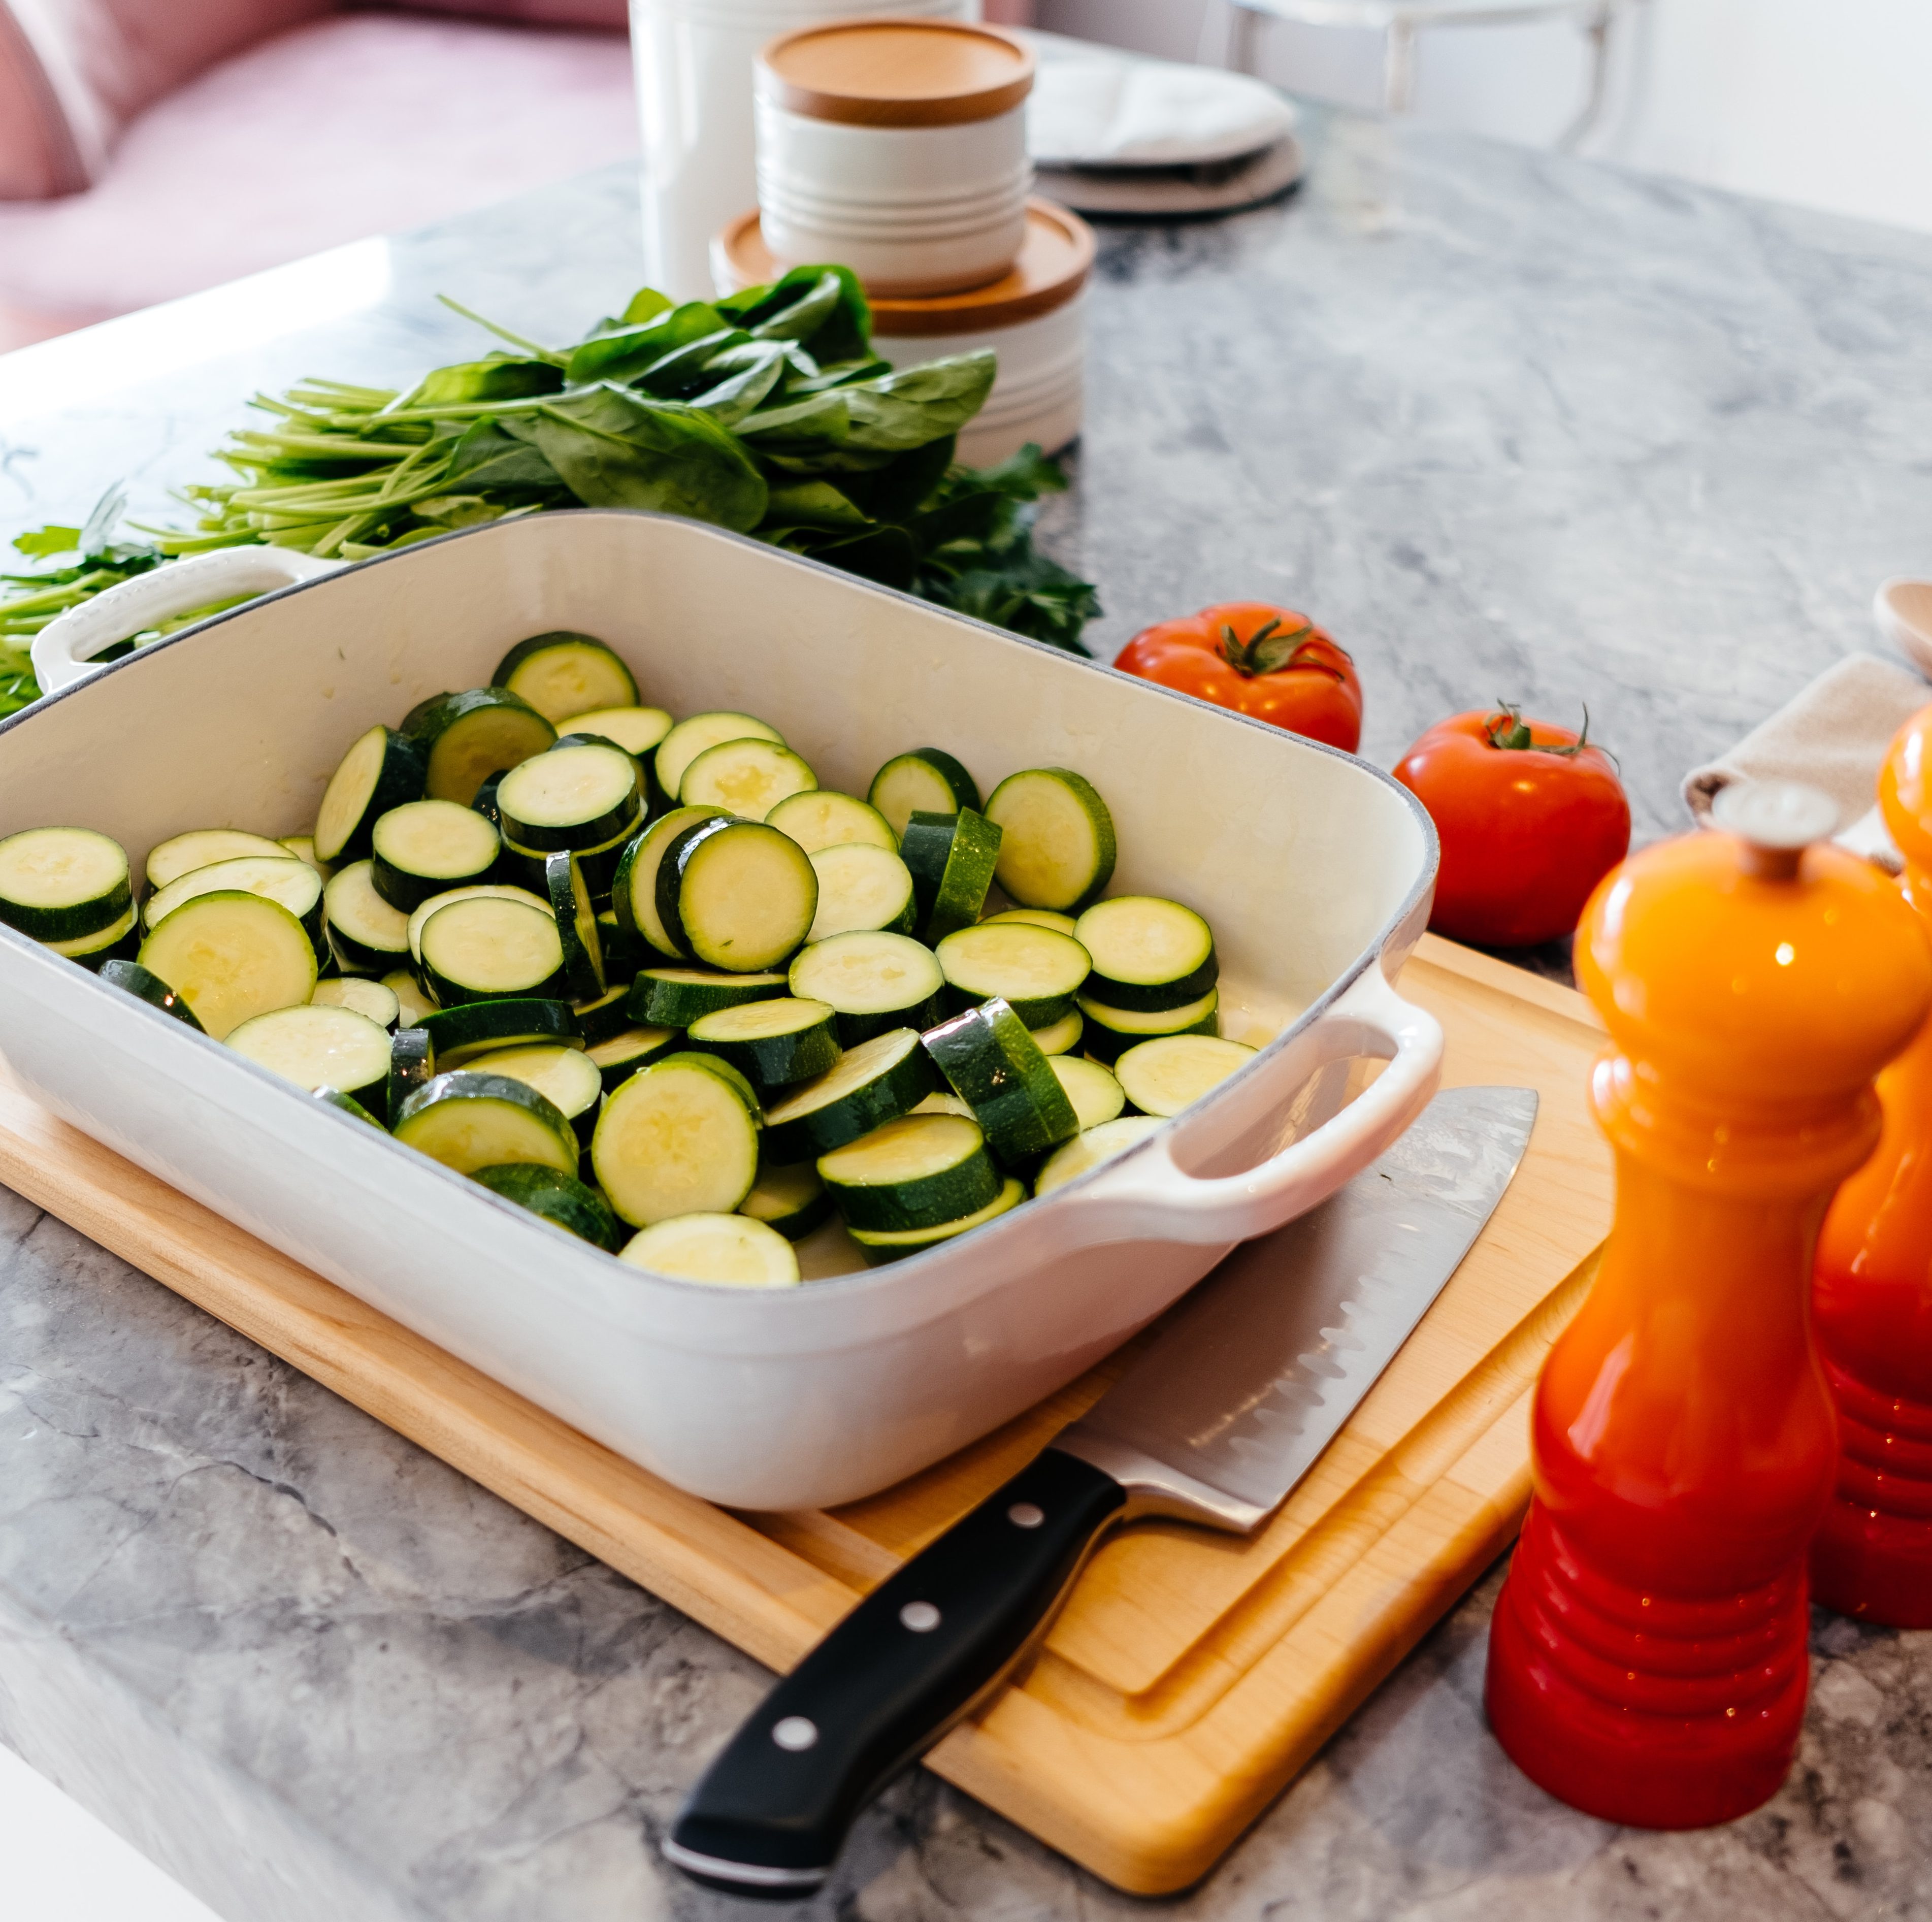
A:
848,1177,1025,1265
981,907,1077,937
618,1213,800,1287
467,1042,604,1147
611,804,728,957
227,1003,392,1109
1028,1005,1083,1057
387,1026,433,1126
501,818,635,904
1116,1034,1258,1118
53,908,140,970
497,742,642,853
985,768,1117,913
739,1161,832,1242
384,968,438,1027
471,771,505,833
145,856,326,965
0,827,130,942
401,688,557,805
566,706,675,762
592,1051,763,1226
323,861,412,974
544,851,606,1002
146,828,290,893
913,1091,975,1119
314,1086,385,1129
761,1026,937,1161
1052,1054,1126,1130
370,800,501,913
654,711,783,805
899,807,1001,942
923,995,1079,1162
1073,896,1219,1013
492,631,639,724
767,790,896,856
679,738,817,820
419,896,565,1007
935,921,1091,1026
472,1161,623,1251
817,1112,1000,1233
586,1024,681,1091
867,748,981,838
806,843,916,942
657,818,817,973
138,892,318,1040
570,984,634,1046
99,958,206,1031
686,996,839,1093
314,725,429,864
407,883,549,966
395,1071,579,1177
312,975,401,1030
1076,988,1220,1065
279,836,330,879
1034,1117,1164,1197
596,909,645,983
631,966,788,1027
417,996,579,1066
789,930,944,1046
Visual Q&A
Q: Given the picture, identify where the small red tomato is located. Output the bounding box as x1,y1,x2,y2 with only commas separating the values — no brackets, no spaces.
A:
1114,602,1363,752
1393,703,1631,949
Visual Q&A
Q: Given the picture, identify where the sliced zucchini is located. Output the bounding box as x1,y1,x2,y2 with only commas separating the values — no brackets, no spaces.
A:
313,725,429,864
1074,896,1218,1012
807,844,916,943
618,1213,800,1288
1052,1055,1126,1131
407,882,549,966
789,930,945,1045
323,860,412,974
0,827,130,942
570,984,634,1046
99,958,206,1031
848,1177,1025,1265
227,1003,391,1109
52,908,140,969
868,748,981,837
1116,1034,1258,1118
923,996,1079,1162
679,738,817,820
501,816,635,905
985,768,1117,913
1029,1005,1083,1057
592,1051,763,1226
497,742,641,853
899,807,1001,942
314,1086,385,1129
384,969,438,1027
146,828,290,893
418,896,565,1007
655,711,783,803
566,706,675,761
138,892,318,1040
401,688,557,805
597,908,645,982
418,996,579,1067
761,1027,938,1161
1033,1117,1165,1197
766,790,896,856
395,1071,578,1177
817,1112,1000,1233
471,771,505,832
610,804,727,957
935,921,1090,1026
369,800,501,913
145,857,325,968
686,996,839,1093
981,907,1077,937
631,966,788,1027
739,1162,832,1242
492,631,639,723
312,975,400,1030
1077,988,1220,1065
467,1042,604,1147
544,851,606,1002
912,1091,976,1119
278,836,329,879
586,1024,681,1092
657,819,816,973
387,1025,433,1125
472,1161,622,1250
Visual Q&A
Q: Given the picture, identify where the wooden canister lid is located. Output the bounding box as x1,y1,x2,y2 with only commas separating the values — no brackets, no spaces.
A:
757,18,1033,128
718,199,1094,336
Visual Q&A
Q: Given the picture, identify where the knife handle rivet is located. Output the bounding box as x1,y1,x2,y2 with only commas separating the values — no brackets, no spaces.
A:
771,1716,818,1751
899,1601,941,1633
1007,1503,1044,1529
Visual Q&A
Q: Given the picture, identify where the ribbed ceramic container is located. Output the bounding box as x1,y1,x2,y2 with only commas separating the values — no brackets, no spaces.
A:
755,18,1033,296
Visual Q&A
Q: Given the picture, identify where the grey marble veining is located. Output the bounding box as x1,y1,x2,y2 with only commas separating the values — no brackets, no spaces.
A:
3,104,1932,1922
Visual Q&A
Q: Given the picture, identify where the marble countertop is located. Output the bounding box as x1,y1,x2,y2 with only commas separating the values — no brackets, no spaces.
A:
3,106,1931,1921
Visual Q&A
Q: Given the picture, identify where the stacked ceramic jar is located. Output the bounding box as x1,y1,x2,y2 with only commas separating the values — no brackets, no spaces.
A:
714,17,1091,466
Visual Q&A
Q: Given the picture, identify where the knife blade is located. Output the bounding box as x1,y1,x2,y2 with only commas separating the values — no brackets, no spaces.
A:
665,1084,1537,1898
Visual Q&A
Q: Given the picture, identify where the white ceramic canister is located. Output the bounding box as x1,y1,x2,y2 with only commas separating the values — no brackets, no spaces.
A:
754,18,1033,297
714,197,1092,466
632,0,977,301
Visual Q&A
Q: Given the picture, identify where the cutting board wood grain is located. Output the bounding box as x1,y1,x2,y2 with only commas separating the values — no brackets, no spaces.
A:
0,934,1611,1894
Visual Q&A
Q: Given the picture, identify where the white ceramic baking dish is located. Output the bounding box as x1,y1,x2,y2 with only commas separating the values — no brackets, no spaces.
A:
2,511,1442,1510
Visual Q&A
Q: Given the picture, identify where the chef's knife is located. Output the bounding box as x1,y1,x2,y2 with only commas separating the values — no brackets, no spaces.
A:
665,1084,1537,1898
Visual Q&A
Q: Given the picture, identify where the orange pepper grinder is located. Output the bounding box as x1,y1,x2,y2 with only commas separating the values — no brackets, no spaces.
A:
1486,780,1932,1827
1811,706,1932,1625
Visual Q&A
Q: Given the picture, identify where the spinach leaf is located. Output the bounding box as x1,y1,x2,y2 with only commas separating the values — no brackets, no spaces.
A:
565,302,730,386
446,419,569,494
840,353,997,451
408,355,563,407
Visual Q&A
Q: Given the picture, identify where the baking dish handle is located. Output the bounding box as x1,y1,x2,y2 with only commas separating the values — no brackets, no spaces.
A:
1071,964,1445,1245
31,547,346,695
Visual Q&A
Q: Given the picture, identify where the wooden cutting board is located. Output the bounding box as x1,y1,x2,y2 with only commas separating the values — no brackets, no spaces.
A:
0,934,1612,1894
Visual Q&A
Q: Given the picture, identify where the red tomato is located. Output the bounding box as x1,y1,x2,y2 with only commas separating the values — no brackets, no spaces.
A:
1393,704,1631,949
1114,602,1363,752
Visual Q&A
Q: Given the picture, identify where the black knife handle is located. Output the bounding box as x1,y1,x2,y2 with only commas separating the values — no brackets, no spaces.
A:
664,1447,1126,1898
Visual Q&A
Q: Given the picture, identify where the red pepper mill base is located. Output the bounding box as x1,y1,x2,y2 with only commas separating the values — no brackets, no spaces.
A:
1485,781,1932,1827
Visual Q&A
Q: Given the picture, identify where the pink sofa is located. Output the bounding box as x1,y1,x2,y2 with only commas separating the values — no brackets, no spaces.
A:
0,0,637,350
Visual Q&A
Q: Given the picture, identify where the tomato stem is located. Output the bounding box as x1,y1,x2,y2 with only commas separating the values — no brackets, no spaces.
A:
1483,698,1609,761
1217,617,1345,681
